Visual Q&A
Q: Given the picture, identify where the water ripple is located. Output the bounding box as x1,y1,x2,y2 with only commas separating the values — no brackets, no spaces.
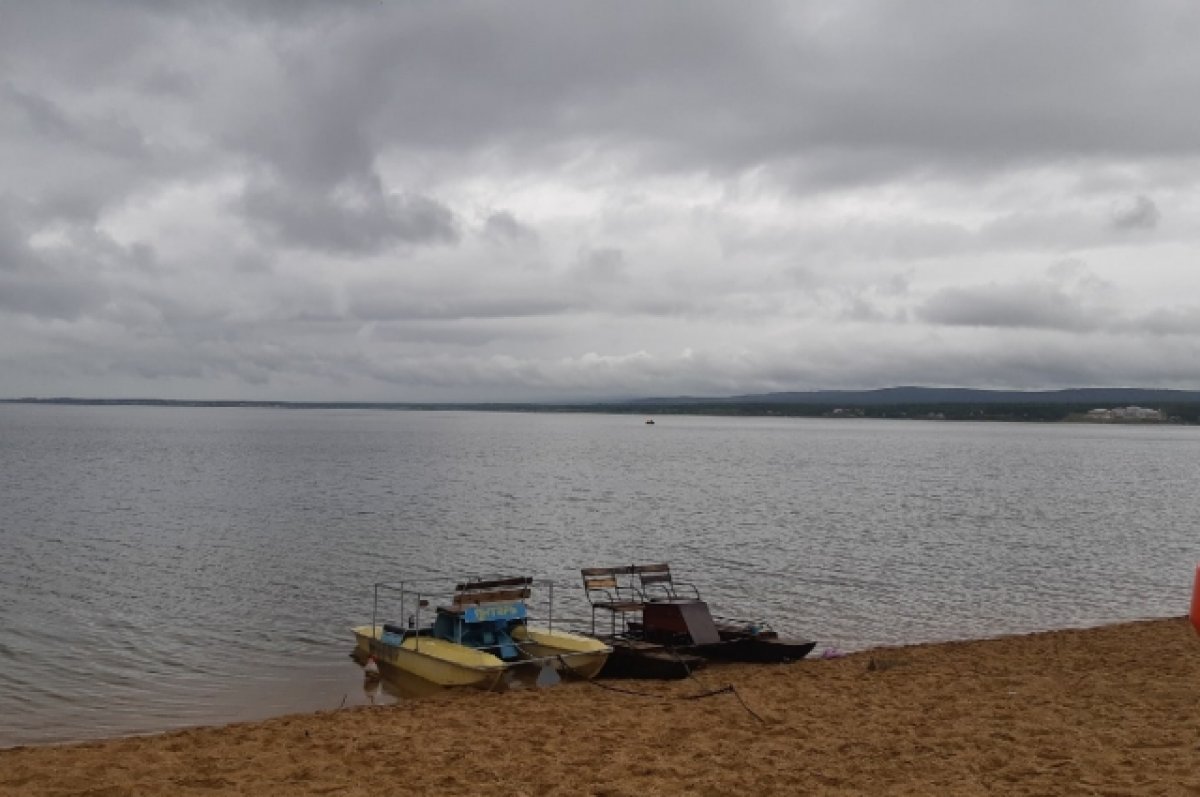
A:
2,406,1198,746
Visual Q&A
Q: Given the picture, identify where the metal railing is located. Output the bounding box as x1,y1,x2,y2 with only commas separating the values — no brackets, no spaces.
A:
367,576,562,655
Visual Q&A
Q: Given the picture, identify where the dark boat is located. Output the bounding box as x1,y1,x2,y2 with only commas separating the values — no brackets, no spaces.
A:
597,636,706,679
632,614,817,663
581,563,817,672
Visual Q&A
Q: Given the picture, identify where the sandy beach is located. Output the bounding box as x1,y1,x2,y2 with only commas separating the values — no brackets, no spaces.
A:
2,617,1197,796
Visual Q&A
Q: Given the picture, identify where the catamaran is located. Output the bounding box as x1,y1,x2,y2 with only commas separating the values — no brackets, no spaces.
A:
352,576,611,690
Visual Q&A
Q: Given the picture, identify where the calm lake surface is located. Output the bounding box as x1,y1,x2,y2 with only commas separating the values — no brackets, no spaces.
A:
2,404,1197,746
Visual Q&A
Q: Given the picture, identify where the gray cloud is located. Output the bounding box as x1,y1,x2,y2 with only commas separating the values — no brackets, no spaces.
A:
346,287,572,323
575,247,627,283
368,318,557,348
483,211,538,245
918,283,1103,332
1109,195,1161,230
0,203,34,273
0,204,111,320
240,178,459,254
2,2,1200,400
4,83,146,159
1133,306,1200,336
0,270,105,321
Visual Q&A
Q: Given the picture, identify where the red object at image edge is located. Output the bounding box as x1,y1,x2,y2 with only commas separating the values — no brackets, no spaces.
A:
1191,564,1200,636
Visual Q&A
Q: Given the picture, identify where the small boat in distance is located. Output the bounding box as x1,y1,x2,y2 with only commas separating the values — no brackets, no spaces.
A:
645,418,655,424
352,577,611,690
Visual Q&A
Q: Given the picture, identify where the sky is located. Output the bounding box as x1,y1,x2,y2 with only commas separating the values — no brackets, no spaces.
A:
2,1,1199,402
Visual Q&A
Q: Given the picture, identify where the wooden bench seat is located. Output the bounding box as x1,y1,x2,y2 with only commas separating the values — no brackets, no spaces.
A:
581,566,643,635
441,576,532,614
633,563,700,601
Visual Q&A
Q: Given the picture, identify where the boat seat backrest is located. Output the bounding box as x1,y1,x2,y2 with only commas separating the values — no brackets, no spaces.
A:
582,565,634,586
581,566,640,606
633,563,700,600
581,565,645,635
452,576,532,607
635,563,673,587
582,572,620,590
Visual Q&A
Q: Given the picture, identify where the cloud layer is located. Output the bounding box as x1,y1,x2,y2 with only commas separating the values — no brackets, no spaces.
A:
2,1,1199,400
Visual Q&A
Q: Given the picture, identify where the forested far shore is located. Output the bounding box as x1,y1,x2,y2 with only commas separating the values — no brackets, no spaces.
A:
4,397,1200,424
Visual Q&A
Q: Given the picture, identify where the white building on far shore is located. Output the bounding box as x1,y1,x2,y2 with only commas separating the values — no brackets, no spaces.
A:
1085,406,1165,422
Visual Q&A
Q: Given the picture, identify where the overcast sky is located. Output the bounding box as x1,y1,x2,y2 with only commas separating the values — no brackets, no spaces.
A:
2,1,1199,401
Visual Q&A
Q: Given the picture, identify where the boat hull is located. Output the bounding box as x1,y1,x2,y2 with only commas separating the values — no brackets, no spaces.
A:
598,637,706,680
352,624,611,688
691,636,817,663
511,627,612,680
352,625,507,689
631,617,818,664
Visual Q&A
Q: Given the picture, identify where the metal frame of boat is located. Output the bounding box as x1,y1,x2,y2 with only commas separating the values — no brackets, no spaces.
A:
577,564,706,679
352,576,611,690
581,563,817,671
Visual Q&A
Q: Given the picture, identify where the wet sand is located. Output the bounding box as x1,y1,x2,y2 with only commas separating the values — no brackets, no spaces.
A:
3,617,1198,796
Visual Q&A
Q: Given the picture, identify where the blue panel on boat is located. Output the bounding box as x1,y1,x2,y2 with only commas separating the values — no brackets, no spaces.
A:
463,602,526,623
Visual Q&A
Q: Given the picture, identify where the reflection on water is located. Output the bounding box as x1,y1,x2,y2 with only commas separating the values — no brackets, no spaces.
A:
2,404,1198,746
362,671,382,705
348,649,438,700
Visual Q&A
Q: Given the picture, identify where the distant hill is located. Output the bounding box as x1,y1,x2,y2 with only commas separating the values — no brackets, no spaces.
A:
627,387,1200,406
7,388,1200,423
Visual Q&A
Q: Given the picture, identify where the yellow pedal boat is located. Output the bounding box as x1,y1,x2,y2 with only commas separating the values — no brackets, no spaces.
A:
352,577,610,690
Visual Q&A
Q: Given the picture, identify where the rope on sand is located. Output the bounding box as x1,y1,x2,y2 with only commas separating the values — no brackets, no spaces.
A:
556,655,766,724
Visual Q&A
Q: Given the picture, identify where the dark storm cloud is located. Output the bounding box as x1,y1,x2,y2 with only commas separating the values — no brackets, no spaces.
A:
369,318,557,348
2,1,1200,399
11,3,1200,178
483,211,538,245
32,0,1179,215
9,2,1200,210
0,266,107,322
918,283,1103,332
0,202,34,272
335,1,1200,182
575,247,627,283
240,178,459,254
0,202,105,320
3,83,146,159
346,287,571,323
1109,195,1161,230
1134,307,1200,336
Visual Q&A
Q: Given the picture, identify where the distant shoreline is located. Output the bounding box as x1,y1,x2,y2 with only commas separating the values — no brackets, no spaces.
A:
4,395,1200,424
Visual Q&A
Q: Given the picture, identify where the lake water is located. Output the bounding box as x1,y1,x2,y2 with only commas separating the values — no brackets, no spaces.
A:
1,404,1197,747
